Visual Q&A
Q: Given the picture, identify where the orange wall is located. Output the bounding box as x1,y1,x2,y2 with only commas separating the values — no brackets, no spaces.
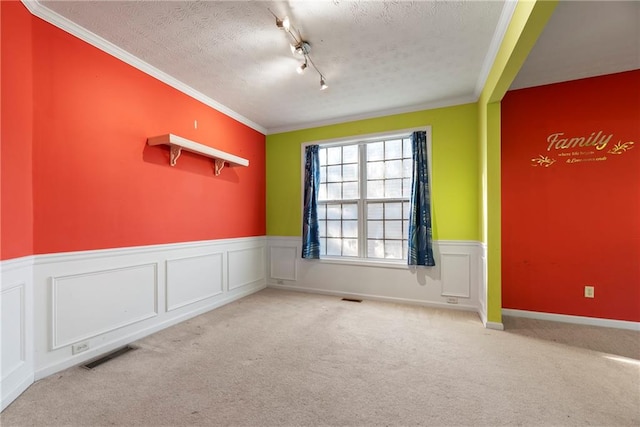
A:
1,0,34,260
1,2,265,259
501,70,640,322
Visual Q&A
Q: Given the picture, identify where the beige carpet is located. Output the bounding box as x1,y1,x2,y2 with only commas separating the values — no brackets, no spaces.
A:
2,288,639,426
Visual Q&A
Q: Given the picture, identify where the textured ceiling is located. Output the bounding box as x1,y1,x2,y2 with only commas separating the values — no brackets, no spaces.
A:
511,1,640,90
35,1,639,134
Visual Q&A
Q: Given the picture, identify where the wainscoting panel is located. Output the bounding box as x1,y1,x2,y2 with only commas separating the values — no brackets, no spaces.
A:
440,253,471,298
269,246,298,281
228,246,265,290
51,263,158,349
1,257,34,412
2,285,26,378
267,237,480,312
166,253,224,312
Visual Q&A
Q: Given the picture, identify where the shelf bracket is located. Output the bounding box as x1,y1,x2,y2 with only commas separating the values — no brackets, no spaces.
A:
214,159,226,176
169,145,182,166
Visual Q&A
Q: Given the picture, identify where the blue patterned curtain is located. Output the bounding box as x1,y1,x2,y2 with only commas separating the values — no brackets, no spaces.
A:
302,145,320,259
408,131,435,266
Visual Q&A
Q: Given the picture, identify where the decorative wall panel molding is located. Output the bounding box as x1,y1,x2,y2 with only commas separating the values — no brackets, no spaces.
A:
1,257,34,412
166,253,224,312
228,247,265,290
269,246,298,281
2,284,26,379
51,263,159,349
440,253,471,298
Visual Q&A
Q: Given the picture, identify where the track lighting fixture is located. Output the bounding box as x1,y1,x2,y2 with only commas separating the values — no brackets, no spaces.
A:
269,9,328,90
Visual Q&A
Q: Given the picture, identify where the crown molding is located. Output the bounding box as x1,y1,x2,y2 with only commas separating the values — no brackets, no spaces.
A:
21,0,267,135
266,94,478,135
474,0,518,99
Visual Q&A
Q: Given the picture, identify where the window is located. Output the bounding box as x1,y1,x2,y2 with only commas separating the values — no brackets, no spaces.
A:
316,136,414,260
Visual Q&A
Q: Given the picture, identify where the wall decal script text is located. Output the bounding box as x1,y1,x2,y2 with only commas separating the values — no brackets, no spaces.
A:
546,131,611,152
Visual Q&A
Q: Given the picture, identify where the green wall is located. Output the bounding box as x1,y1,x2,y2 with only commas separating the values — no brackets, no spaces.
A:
478,0,557,324
266,103,480,241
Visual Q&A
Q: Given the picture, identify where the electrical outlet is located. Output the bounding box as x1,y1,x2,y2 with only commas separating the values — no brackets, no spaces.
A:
277,280,284,285
584,286,595,298
72,342,90,355
446,297,458,304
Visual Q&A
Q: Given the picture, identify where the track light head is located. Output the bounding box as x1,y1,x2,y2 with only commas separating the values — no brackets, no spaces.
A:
297,62,308,75
320,76,328,90
282,16,290,31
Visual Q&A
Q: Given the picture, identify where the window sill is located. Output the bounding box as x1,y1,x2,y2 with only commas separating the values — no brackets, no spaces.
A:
308,256,410,270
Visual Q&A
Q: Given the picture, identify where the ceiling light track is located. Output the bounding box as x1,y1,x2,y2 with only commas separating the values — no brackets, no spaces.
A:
269,9,328,91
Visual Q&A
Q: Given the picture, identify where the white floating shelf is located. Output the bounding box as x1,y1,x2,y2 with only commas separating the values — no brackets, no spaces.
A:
147,133,249,175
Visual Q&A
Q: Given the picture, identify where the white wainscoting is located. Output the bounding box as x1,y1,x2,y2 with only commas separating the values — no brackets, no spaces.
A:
267,237,482,312
228,247,265,291
1,257,34,412
51,263,159,349
1,236,266,411
166,253,223,312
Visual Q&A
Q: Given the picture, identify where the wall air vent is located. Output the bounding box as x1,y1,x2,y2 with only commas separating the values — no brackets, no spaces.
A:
81,345,137,370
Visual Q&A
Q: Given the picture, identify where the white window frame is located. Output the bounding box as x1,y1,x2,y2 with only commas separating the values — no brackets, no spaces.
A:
301,127,432,269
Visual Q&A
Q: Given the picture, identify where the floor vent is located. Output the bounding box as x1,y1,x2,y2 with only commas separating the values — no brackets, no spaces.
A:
82,345,136,370
341,298,363,303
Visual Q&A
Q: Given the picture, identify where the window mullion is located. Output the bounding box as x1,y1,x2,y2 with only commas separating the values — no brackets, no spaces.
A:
359,143,367,259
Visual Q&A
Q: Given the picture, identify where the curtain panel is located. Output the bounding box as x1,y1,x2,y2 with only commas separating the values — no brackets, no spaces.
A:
408,131,435,266
302,145,320,259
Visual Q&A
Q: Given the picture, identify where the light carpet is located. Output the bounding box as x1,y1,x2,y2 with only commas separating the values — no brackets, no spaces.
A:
2,288,639,426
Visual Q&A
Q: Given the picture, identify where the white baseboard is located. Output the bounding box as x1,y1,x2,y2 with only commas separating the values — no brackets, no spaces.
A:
0,373,34,412
268,283,479,313
502,309,640,331
483,321,505,331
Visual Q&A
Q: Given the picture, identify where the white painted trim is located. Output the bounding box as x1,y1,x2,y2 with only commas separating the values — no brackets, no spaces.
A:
1,256,34,412
484,321,505,331
33,236,266,265
0,256,35,273
268,283,479,314
165,253,225,312
267,95,477,135
50,263,160,350
1,285,26,380
474,0,519,98
22,0,266,135
0,374,34,412
502,309,640,331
